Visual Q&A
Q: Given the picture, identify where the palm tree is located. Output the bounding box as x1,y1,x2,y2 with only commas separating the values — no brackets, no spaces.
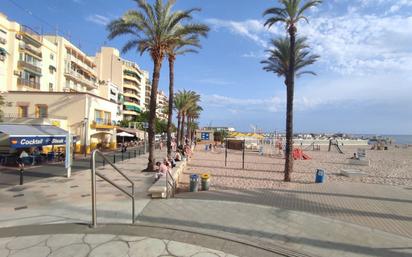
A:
173,90,200,145
263,0,321,181
186,104,202,144
180,91,200,145
262,37,319,82
167,32,209,158
108,0,207,171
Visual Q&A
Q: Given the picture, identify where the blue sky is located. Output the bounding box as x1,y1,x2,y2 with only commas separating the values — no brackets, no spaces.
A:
2,0,412,134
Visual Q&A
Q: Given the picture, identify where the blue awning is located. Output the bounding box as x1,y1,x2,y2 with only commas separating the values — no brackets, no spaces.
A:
0,124,69,148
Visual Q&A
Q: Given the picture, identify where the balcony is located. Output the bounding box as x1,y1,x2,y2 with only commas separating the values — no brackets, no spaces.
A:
17,78,40,89
19,43,42,58
66,55,95,76
123,82,140,92
90,118,115,129
18,60,42,74
123,91,139,99
64,69,98,90
20,25,42,45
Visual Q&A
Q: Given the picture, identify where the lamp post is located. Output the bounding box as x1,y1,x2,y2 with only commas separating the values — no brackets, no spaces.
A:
83,117,89,157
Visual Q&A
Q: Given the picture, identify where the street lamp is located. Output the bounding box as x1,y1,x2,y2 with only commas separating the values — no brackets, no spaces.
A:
83,117,89,157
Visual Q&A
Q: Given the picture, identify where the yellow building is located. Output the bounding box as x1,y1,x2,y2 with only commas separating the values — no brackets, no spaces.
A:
2,91,118,153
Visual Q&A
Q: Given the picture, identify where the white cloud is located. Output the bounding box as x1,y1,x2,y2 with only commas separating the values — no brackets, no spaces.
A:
86,14,110,26
206,10,412,76
206,18,278,48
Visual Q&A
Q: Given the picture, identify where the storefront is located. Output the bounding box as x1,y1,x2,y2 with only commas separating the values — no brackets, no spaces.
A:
0,124,73,177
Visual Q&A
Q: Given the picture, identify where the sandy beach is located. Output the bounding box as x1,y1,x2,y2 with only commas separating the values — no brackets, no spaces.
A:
181,144,412,190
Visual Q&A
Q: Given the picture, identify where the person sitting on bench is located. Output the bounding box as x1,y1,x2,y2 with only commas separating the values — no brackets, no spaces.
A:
154,160,169,182
174,151,182,162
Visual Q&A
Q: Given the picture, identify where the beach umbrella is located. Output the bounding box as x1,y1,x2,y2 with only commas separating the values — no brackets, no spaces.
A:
117,131,134,144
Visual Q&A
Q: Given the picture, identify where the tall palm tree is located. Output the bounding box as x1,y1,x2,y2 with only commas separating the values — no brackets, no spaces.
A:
263,0,321,181
186,104,202,144
180,91,200,145
167,31,208,158
262,37,319,82
173,90,199,145
108,0,207,171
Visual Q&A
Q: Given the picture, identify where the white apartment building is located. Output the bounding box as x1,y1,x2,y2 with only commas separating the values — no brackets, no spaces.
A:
0,13,118,153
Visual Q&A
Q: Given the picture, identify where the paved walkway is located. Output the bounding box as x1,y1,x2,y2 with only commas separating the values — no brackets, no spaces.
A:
137,198,412,257
0,223,295,257
0,232,238,257
0,149,165,227
1,149,412,256
176,182,412,239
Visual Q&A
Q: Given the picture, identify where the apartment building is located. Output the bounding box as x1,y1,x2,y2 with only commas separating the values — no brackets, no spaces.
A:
157,90,168,120
122,59,149,120
93,47,123,121
94,47,150,121
0,13,58,93
144,81,169,121
0,13,118,153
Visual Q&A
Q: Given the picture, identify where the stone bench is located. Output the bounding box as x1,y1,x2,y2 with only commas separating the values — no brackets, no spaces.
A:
148,160,187,199
348,158,370,166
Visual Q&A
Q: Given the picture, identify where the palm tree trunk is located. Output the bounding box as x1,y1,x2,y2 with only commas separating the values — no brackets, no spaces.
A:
284,25,297,182
147,58,162,171
186,116,191,144
180,112,185,145
167,56,175,158
176,113,181,145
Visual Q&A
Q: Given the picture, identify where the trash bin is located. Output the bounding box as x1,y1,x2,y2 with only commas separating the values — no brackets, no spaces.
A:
315,169,325,183
201,173,210,191
189,174,199,192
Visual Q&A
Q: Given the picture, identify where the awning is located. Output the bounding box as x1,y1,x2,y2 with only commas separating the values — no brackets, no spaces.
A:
0,47,8,55
0,124,69,148
125,104,141,112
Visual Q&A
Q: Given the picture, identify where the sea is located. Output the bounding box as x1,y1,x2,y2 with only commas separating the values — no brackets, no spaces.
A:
354,134,412,145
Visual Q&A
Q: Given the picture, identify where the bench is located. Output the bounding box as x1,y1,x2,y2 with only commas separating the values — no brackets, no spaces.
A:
348,159,370,166
148,160,187,199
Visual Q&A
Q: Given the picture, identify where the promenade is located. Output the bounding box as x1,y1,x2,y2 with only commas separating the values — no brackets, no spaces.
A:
0,148,411,257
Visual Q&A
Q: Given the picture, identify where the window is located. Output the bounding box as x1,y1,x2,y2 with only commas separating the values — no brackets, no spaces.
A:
17,105,28,118
35,105,48,118
49,83,53,92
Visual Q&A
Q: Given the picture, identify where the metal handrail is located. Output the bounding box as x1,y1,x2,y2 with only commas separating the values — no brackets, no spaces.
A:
90,150,135,228
166,169,176,198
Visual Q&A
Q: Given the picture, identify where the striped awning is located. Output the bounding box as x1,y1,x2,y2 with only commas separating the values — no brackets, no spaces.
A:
0,47,8,55
124,104,141,112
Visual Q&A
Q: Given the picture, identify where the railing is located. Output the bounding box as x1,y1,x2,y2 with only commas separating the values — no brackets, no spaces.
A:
18,60,42,74
90,150,135,227
20,25,42,44
94,118,113,126
17,78,40,89
19,43,42,58
64,69,98,89
66,55,95,75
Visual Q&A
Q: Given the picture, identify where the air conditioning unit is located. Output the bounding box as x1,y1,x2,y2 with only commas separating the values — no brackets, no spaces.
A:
0,38,6,44
13,70,21,76
15,34,22,40
0,55,5,61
